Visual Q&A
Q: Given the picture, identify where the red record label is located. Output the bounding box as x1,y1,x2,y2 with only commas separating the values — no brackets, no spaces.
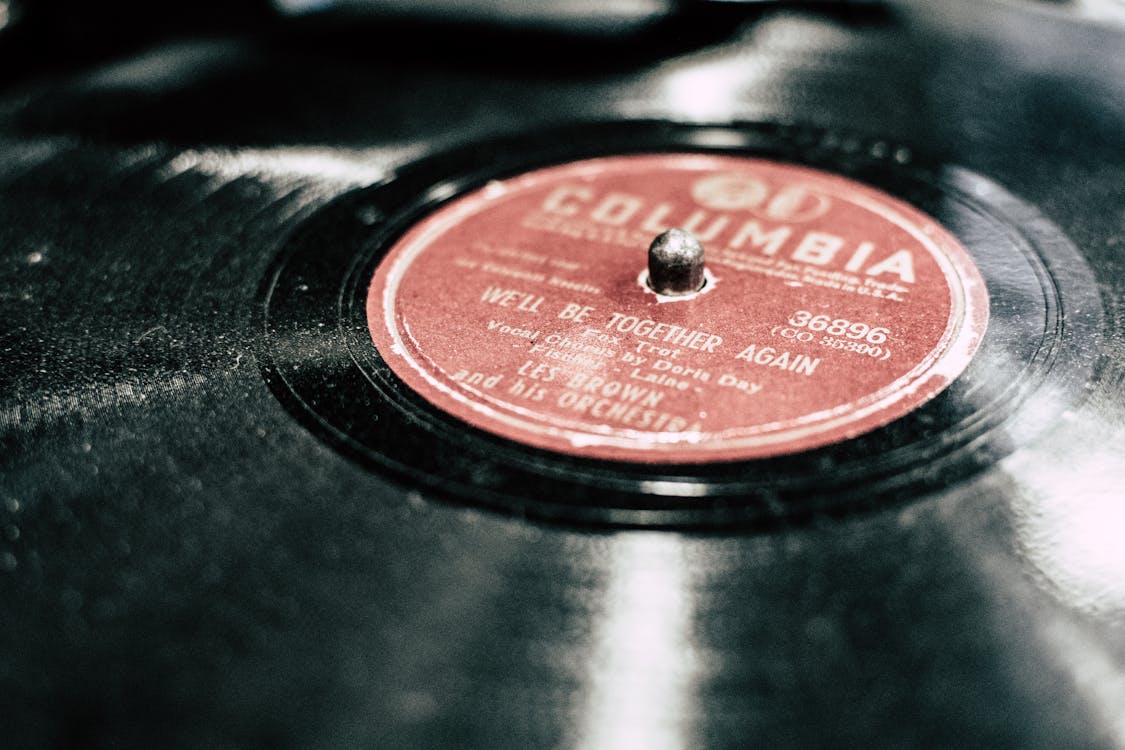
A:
366,154,989,463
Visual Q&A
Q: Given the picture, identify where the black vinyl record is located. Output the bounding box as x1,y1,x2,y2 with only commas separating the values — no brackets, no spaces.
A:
259,119,1102,527
2,2,1125,748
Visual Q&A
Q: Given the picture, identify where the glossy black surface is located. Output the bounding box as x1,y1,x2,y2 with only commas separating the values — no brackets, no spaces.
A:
2,2,1124,748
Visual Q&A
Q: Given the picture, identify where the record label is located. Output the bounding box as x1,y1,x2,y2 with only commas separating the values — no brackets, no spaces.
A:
367,154,988,462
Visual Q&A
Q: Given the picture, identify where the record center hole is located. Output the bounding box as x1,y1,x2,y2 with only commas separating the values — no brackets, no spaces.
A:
639,268,715,302
647,228,707,297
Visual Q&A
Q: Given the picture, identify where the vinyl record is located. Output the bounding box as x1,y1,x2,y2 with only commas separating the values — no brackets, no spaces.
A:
2,3,1125,749
259,120,1101,526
